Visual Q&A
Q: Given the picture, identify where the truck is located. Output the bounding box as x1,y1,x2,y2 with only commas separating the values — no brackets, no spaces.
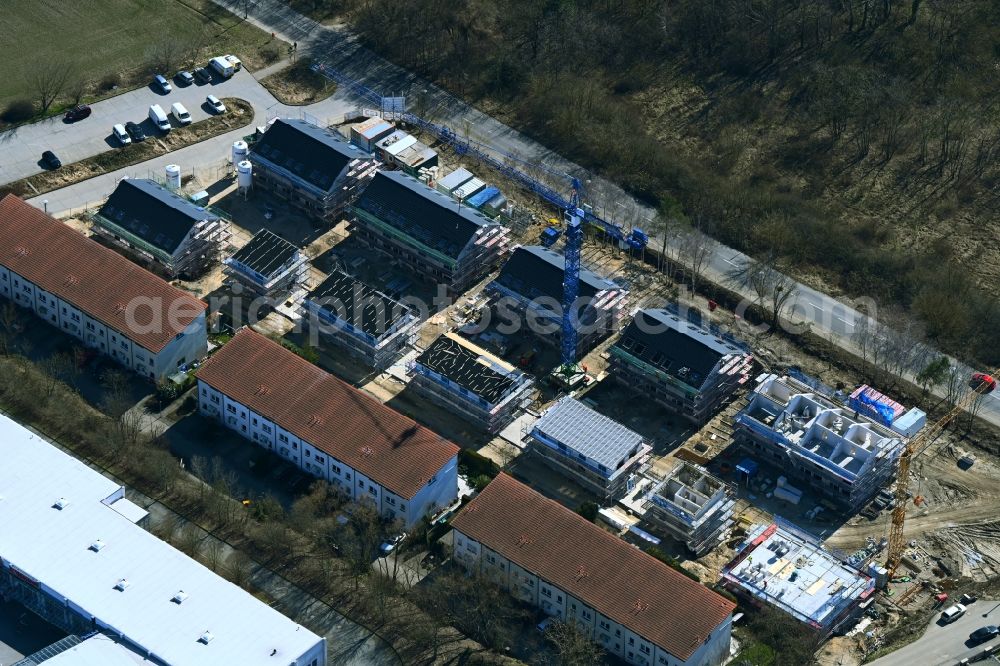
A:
209,56,236,79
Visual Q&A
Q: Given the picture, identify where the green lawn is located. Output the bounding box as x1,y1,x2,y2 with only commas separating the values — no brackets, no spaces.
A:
0,0,284,108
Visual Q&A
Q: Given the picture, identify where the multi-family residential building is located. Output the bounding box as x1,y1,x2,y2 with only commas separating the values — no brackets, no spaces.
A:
721,520,876,635
196,328,458,527
488,245,628,355
350,170,510,293
409,332,535,433
621,462,735,556
734,373,905,510
527,397,651,500
0,194,207,382
248,118,378,220
223,229,308,298
0,412,327,666
302,269,419,369
610,308,753,424
91,178,229,277
452,474,736,666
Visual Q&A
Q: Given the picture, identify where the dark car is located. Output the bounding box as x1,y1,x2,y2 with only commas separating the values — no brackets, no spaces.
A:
193,67,211,84
175,70,195,86
64,105,91,122
124,121,146,142
41,151,62,169
970,626,999,644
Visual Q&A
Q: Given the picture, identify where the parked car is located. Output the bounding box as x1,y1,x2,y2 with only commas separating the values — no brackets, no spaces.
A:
124,121,146,142
112,124,131,146
170,102,192,125
153,74,172,93
379,532,406,555
941,603,967,624
970,626,999,644
41,150,61,169
536,616,555,633
206,95,226,114
148,104,171,132
64,105,91,122
175,70,194,86
193,67,212,84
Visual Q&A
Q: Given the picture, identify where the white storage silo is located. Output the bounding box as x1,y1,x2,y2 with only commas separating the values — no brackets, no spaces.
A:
165,164,181,189
237,160,253,192
232,140,248,165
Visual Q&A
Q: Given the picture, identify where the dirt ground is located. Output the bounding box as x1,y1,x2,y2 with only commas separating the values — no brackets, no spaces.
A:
259,60,337,106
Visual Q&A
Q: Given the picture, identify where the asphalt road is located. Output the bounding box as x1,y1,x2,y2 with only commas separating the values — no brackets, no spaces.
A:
871,602,1000,666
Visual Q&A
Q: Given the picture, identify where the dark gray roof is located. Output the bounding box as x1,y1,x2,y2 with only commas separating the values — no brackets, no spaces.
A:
228,230,299,277
494,245,622,302
353,170,494,260
250,119,372,193
306,269,414,338
613,308,746,388
96,179,216,257
415,335,523,405
531,397,644,472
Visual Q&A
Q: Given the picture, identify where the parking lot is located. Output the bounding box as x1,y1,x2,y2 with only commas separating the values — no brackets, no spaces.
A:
871,600,1000,666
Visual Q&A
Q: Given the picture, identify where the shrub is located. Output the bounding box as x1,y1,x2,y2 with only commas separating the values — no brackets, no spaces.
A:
457,448,499,479
260,46,281,64
99,73,121,91
1,99,35,124
576,501,599,522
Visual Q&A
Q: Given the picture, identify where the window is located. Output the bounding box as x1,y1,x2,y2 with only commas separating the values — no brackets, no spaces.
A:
399,504,405,512
227,404,236,414
368,486,376,496
640,644,650,655
315,455,324,464
541,587,551,598
305,450,311,458
629,638,635,646
71,313,80,322
427,474,437,485
600,620,610,630
252,417,258,426
279,433,288,443
262,424,272,434
38,294,46,303
211,394,220,404
385,495,395,506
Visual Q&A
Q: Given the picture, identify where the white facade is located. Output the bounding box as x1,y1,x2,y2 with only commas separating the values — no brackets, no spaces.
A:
0,264,205,381
452,530,731,666
198,380,457,527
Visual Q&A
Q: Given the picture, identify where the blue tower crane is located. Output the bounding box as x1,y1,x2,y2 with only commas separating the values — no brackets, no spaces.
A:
560,178,584,367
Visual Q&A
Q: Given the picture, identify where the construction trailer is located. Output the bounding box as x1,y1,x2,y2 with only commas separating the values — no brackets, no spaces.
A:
91,178,231,278
350,170,510,294
734,373,906,510
223,229,308,299
609,308,753,425
409,332,535,433
350,117,395,153
374,130,439,176
620,462,735,556
487,245,629,355
720,520,876,636
248,118,378,221
302,269,419,369
527,397,651,501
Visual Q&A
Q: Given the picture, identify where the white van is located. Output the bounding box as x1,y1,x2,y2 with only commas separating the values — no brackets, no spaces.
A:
941,603,967,624
149,104,170,133
209,56,235,79
112,124,131,146
171,102,192,125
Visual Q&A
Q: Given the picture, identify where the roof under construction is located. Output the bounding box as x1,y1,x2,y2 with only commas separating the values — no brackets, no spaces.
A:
306,269,414,338
227,229,299,278
415,333,525,405
494,245,622,303
250,118,373,193
452,474,735,661
353,170,496,261
531,397,645,473
196,328,458,499
95,178,218,259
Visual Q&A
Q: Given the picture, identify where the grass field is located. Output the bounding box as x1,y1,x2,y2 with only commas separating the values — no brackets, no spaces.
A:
0,0,284,109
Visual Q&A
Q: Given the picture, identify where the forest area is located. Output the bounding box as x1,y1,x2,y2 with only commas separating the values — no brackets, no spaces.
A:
313,0,1000,367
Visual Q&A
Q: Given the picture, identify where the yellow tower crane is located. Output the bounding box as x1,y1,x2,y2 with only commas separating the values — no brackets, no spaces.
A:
885,371,998,576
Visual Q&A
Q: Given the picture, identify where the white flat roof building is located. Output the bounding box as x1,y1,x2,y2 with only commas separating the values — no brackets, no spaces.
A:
0,413,326,666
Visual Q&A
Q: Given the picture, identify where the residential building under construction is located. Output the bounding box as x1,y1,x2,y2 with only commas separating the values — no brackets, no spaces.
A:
409,332,535,433
223,229,308,298
621,462,735,557
609,308,753,424
350,170,510,293
91,178,231,278
488,245,628,354
734,373,906,510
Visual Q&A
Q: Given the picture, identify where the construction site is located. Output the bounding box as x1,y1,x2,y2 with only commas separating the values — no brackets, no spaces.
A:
45,98,1000,666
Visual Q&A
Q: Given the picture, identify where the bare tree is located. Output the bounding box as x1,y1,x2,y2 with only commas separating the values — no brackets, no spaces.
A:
544,620,606,666
29,60,75,113
224,551,255,589
0,302,23,356
176,524,204,558
66,76,87,107
203,539,225,572
146,37,188,73
678,224,712,294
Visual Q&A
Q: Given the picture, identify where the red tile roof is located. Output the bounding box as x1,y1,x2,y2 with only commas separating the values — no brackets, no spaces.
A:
0,195,206,353
196,328,459,499
451,474,735,660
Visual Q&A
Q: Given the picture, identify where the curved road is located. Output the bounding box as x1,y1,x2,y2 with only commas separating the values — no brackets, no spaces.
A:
870,601,1000,666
